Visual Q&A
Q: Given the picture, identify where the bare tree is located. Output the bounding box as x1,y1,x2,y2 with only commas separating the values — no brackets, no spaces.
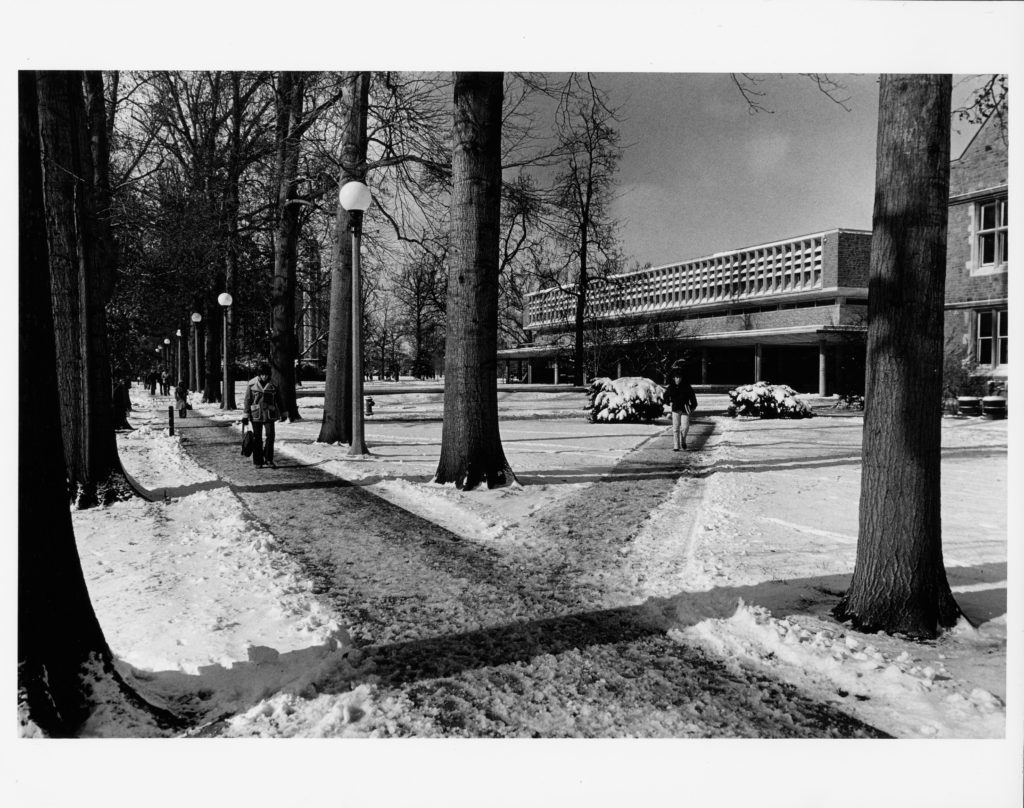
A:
833,74,961,638
546,73,625,385
20,71,180,736
319,71,369,443
434,72,515,489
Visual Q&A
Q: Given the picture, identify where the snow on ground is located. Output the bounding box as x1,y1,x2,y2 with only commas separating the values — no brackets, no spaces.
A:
72,392,357,726
70,382,1010,743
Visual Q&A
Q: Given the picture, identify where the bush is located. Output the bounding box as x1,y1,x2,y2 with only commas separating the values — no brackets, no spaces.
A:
727,382,813,419
586,376,665,423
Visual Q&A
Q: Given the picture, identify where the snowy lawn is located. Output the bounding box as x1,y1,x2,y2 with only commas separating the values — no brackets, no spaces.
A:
70,384,1010,743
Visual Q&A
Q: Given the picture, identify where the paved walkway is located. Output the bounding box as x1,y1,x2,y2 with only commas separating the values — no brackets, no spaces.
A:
169,410,887,738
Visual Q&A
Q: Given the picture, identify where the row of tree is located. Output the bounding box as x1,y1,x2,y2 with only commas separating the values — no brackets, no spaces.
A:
19,70,1004,736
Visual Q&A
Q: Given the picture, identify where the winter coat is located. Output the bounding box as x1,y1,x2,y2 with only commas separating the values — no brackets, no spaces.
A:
174,384,189,405
663,380,698,414
243,376,284,423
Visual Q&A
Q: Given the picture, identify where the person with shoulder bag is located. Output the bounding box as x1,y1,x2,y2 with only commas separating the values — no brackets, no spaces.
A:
242,362,287,468
663,365,698,451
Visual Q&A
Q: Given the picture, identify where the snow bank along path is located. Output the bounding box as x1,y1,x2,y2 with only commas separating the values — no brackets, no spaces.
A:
145,407,884,738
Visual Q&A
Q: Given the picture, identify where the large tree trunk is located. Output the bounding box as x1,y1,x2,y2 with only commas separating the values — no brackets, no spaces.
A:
19,71,179,737
37,70,124,508
223,72,242,410
834,74,960,638
434,72,515,490
270,71,304,420
319,71,368,443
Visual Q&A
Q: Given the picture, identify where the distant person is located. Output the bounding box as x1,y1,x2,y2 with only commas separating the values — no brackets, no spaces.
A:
147,369,157,395
160,370,170,396
174,379,190,418
242,363,286,469
663,367,698,451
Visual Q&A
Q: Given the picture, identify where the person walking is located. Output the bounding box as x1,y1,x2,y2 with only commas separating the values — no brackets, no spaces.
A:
242,363,286,469
663,366,698,451
160,369,170,396
174,379,190,418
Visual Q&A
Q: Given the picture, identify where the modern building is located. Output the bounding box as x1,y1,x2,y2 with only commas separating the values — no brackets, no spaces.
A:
943,108,1009,390
501,228,872,394
501,107,1009,395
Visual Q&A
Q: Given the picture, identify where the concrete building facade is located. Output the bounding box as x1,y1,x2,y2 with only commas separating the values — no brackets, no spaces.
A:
502,228,871,394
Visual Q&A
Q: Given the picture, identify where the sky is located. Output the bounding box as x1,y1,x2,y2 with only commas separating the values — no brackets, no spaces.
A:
588,73,989,269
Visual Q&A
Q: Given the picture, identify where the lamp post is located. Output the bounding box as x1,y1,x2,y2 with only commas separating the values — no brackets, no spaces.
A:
339,180,372,456
217,293,233,408
175,328,183,386
191,312,203,392
163,338,170,374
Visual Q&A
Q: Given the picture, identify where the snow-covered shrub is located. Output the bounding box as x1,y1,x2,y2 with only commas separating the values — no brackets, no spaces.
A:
727,381,813,419
586,377,666,423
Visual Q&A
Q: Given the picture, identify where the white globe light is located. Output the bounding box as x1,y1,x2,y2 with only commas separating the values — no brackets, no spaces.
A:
217,292,233,307
164,338,170,345
175,328,182,337
191,312,203,323
338,181,372,212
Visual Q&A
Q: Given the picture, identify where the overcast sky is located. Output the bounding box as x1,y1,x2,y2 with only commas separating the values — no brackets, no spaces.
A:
591,73,987,269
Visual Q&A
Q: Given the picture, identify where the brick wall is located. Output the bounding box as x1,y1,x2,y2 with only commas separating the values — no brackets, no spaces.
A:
836,230,872,287
945,111,1008,306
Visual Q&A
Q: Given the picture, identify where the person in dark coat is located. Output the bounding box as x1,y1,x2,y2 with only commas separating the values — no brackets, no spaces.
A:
174,379,190,418
148,369,157,395
242,363,286,469
663,366,698,451
111,377,133,430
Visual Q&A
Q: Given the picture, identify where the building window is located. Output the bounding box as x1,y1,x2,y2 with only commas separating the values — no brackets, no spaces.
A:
976,308,1008,367
973,197,1008,272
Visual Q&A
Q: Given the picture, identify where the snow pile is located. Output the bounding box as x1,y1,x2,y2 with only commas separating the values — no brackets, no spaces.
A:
674,601,1006,739
586,376,665,423
727,382,813,419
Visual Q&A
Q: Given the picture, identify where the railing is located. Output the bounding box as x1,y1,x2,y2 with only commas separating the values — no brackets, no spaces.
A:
526,232,829,329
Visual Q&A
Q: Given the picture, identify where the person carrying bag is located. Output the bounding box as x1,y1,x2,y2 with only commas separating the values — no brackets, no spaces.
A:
242,363,287,469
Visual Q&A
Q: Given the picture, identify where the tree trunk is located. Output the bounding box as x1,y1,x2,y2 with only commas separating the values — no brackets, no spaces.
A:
270,71,304,420
223,72,242,410
833,74,960,638
202,294,221,403
20,71,180,737
434,72,515,490
573,218,589,385
319,71,368,443
37,70,124,508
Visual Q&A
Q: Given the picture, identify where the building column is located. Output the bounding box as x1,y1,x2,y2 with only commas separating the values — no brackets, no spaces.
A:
754,343,763,383
527,361,533,384
553,358,560,385
700,348,708,384
819,340,828,396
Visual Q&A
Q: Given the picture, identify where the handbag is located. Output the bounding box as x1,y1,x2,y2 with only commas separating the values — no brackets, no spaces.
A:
241,426,255,457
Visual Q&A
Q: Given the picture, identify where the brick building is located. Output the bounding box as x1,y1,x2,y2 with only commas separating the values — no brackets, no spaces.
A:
943,109,1009,390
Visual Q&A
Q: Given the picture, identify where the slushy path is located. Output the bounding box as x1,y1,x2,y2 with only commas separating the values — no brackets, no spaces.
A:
170,410,886,738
